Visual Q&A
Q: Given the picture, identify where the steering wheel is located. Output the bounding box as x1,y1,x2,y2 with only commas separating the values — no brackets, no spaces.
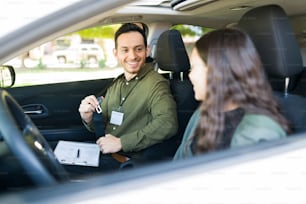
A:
0,90,69,186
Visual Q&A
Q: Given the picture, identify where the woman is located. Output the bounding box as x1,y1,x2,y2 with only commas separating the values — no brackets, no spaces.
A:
174,28,290,160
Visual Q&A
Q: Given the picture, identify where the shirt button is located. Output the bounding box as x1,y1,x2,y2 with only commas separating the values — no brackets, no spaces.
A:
122,97,125,101
126,82,129,85
113,127,116,130
135,77,139,80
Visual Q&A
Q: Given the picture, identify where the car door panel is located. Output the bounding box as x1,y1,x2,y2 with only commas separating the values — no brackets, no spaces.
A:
6,78,113,147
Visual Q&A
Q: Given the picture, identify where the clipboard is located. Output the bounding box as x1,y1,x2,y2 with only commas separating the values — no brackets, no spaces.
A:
54,140,100,167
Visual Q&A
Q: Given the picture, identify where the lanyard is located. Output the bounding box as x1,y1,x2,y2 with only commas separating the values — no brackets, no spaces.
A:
119,78,139,107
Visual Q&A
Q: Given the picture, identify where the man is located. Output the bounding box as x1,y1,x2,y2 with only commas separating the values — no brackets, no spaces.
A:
79,23,178,172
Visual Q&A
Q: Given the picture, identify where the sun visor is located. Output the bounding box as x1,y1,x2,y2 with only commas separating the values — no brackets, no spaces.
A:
171,0,218,11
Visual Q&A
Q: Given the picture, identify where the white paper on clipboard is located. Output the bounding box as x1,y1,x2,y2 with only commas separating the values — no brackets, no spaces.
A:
54,140,100,167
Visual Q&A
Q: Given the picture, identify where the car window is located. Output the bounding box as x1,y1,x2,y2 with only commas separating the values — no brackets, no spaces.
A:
171,24,213,58
5,24,123,87
5,24,213,87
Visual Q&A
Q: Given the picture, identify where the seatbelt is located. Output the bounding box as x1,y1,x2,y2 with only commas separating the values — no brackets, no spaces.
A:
93,97,105,139
92,76,121,138
92,97,129,163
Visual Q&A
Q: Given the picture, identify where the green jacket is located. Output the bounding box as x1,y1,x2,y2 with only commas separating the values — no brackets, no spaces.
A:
173,107,286,160
86,64,178,155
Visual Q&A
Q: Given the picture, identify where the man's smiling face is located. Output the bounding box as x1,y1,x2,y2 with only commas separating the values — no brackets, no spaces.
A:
113,31,148,80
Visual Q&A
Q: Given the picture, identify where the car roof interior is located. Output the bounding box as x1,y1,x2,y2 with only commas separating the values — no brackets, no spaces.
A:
105,0,306,29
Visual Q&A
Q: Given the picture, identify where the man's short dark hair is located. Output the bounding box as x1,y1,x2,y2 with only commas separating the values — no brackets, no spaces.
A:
114,23,147,48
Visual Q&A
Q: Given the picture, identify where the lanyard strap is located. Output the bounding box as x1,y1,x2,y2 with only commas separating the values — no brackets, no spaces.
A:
119,79,139,107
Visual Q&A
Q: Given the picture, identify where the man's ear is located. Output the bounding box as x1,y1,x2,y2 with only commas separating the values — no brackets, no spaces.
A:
113,48,118,58
146,45,151,57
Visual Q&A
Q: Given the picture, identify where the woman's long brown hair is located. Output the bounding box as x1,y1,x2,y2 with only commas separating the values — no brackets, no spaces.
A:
191,28,290,154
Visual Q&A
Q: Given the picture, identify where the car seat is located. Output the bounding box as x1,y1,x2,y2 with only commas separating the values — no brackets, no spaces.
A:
238,4,306,133
155,29,199,147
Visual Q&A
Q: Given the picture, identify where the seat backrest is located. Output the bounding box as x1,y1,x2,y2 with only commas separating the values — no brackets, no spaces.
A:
238,5,306,133
156,29,199,151
238,4,303,93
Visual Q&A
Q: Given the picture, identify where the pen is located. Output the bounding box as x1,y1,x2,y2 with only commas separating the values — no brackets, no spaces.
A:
77,149,80,158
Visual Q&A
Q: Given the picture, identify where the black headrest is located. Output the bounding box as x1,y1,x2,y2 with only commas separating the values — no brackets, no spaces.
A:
238,5,303,78
156,30,190,72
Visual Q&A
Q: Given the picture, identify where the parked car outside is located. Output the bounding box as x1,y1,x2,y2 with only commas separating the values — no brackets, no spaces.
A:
53,43,105,65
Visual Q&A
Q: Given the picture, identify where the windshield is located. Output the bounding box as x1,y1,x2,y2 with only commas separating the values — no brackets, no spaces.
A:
0,0,81,38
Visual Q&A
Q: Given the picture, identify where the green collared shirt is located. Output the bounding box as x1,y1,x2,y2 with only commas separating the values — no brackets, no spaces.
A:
173,107,287,160
85,64,178,156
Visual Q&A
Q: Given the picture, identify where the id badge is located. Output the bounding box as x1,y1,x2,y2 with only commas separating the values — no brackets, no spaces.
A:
110,109,124,126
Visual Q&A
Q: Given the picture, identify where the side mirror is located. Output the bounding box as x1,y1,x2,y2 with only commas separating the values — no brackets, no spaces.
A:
0,65,16,88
